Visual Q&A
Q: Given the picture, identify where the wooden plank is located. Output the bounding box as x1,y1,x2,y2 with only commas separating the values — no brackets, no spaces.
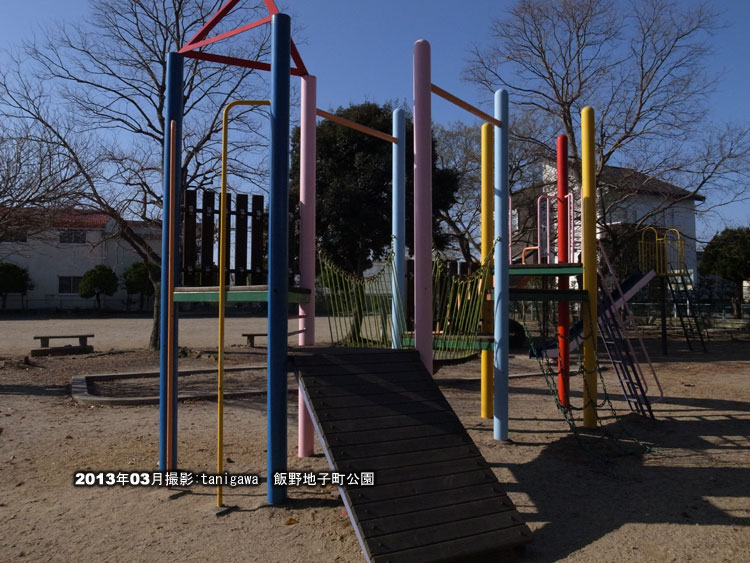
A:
359,496,518,537
304,380,437,399
298,362,426,379
318,410,463,434
333,444,481,474
324,420,466,447
347,468,497,504
329,433,472,462
308,387,446,410
352,483,508,520
370,524,531,563
313,398,451,422
367,512,526,557
347,456,488,488
291,347,532,561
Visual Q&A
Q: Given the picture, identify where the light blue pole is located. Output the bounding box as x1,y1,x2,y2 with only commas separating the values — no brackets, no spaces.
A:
494,89,510,441
392,109,406,349
159,51,183,470
267,13,291,505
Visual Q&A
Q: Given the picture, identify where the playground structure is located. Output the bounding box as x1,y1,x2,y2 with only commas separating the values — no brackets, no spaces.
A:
639,227,708,354
153,1,670,559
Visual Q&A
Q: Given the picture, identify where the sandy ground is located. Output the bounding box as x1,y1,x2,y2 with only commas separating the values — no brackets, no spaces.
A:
1,318,749,562
0,315,333,355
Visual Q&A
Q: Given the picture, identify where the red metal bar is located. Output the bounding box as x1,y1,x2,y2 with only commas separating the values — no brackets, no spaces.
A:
180,16,272,53
556,134,570,408
183,50,306,76
263,0,279,15
290,40,308,77
182,0,241,50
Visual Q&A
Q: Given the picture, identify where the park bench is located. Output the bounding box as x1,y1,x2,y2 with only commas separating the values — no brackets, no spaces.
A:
241,328,306,348
31,334,95,357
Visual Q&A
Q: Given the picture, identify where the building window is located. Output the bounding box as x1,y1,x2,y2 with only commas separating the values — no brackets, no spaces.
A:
59,276,83,294
511,209,519,232
59,229,87,244
0,231,27,243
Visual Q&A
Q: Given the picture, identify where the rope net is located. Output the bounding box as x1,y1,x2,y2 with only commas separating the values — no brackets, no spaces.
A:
431,254,492,362
516,300,656,473
318,247,492,359
318,249,406,348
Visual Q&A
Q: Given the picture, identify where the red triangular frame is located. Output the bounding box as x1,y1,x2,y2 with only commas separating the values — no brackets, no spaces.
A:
179,0,308,77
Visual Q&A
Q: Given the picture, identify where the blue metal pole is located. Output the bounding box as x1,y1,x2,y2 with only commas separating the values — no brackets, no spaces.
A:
267,13,291,505
159,51,183,470
392,109,406,349
494,89,510,441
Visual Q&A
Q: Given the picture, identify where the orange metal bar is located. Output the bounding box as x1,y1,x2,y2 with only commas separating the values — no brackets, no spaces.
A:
431,84,502,128
315,109,397,143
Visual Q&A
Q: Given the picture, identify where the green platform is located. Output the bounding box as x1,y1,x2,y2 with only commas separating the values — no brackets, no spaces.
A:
172,285,311,303
509,288,588,302
509,262,583,276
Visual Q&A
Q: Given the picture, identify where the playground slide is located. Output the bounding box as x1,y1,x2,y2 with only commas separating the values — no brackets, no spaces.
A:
540,269,656,359
291,347,532,563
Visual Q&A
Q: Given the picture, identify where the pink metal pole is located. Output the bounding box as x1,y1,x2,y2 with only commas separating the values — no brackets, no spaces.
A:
297,74,316,457
413,40,433,374
557,135,570,408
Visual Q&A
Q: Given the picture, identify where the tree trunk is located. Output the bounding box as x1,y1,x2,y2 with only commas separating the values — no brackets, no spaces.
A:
732,282,743,319
150,282,160,350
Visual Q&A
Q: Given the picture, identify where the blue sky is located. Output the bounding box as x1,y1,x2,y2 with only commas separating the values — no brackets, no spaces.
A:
2,0,749,239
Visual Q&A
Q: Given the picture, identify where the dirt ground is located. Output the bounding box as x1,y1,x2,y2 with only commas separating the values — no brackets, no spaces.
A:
1,318,749,562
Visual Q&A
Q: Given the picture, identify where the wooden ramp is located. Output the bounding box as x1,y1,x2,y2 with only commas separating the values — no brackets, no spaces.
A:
290,347,532,563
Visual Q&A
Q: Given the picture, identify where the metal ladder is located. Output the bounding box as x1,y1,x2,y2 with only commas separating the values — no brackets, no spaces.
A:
597,273,655,418
666,271,708,352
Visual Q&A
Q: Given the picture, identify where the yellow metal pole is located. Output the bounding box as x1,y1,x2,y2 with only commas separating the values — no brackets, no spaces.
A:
581,107,598,428
480,123,494,419
217,99,270,507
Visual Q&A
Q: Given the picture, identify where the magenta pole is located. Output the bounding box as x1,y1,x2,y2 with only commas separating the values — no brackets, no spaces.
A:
556,135,570,408
413,40,433,374
297,74,316,457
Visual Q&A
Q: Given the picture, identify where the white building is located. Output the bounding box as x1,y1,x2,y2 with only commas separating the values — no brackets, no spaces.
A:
512,162,704,280
1,210,160,310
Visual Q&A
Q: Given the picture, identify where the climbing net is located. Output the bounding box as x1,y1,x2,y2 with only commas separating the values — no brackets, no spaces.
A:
318,249,406,349
517,302,656,473
318,246,492,359
431,253,492,362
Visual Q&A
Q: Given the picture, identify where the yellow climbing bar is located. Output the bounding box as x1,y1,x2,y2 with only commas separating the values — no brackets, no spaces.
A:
217,99,270,507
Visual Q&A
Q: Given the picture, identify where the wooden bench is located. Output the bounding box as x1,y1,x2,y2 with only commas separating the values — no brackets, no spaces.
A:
242,329,306,348
32,334,95,357
242,333,266,348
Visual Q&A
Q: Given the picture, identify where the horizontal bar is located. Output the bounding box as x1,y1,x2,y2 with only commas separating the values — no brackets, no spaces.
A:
173,289,311,304
316,109,397,143
431,84,502,128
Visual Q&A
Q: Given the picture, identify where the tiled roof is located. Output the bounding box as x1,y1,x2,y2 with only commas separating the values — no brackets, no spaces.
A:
51,210,112,229
598,165,705,202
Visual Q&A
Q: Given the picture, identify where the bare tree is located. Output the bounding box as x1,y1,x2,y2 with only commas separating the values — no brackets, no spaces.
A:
465,0,750,262
434,111,557,262
0,123,85,255
0,0,272,347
